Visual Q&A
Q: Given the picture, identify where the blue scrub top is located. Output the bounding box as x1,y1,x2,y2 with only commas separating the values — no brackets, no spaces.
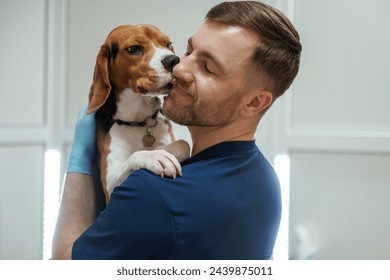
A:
72,141,281,260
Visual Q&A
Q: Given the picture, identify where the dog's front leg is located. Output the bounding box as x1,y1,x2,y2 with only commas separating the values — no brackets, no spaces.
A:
157,139,191,163
106,148,187,195
105,140,190,197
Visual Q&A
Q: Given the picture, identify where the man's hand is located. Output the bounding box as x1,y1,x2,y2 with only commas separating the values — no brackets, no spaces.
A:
67,105,97,174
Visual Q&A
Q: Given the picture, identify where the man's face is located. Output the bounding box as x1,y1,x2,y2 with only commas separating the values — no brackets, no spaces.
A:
163,20,259,127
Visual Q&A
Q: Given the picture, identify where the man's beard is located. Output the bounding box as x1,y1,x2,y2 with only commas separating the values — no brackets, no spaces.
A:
162,93,242,127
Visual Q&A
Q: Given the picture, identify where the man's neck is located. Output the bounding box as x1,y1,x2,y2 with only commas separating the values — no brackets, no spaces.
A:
188,117,258,156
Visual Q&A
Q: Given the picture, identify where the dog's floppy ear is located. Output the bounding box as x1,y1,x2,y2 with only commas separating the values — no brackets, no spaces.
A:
87,44,111,114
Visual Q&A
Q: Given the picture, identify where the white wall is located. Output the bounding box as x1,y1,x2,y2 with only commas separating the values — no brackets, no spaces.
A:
0,0,47,259
277,0,390,259
0,0,389,260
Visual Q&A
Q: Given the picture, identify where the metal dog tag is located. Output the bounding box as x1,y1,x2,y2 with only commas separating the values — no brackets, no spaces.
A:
143,134,156,147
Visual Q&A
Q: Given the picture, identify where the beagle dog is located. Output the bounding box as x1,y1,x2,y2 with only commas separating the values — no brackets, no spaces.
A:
86,24,190,201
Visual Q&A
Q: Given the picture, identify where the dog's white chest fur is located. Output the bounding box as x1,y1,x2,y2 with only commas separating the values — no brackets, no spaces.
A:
104,90,172,194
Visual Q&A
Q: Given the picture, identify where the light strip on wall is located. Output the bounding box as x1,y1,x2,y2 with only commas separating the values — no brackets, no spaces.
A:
273,154,291,260
43,149,61,259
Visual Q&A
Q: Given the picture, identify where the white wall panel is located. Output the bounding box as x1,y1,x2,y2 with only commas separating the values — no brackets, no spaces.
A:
0,0,46,125
292,0,390,131
290,151,390,259
0,145,44,260
284,0,390,260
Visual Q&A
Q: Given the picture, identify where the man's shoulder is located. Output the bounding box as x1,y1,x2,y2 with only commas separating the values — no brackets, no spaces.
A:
110,169,176,213
121,169,166,186
118,169,182,197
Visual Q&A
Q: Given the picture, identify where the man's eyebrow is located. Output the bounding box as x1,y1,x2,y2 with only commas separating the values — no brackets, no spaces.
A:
187,37,226,74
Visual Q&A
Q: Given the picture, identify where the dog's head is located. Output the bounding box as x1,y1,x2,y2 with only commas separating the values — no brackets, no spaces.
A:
87,24,179,114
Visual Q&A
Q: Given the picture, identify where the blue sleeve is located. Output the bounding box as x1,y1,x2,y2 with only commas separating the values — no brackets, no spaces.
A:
72,171,176,260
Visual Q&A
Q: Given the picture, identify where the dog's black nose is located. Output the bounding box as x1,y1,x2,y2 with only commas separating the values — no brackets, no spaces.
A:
161,55,180,72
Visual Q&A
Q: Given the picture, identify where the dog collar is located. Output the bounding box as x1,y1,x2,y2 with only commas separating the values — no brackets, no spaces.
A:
113,109,160,127
113,109,162,147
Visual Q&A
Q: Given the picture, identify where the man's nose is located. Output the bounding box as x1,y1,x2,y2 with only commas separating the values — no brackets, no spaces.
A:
172,55,194,83
161,55,180,72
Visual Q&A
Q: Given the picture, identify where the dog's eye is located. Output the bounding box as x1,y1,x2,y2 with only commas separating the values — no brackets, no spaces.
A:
127,46,143,55
167,42,173,50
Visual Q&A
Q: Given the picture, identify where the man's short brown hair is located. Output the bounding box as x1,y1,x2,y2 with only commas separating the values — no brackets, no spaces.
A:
206,1,302,100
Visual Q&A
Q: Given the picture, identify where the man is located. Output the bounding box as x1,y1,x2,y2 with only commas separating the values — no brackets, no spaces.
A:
52,1,301,259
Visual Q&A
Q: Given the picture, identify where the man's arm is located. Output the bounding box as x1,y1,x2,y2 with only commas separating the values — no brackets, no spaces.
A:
51,173,98,259
51,106,101,259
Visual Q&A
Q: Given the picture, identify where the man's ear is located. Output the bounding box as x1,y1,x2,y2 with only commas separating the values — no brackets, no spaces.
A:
240,90,273,117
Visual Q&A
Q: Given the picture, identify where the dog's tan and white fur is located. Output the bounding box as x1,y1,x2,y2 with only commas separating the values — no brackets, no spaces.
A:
86,24,189,201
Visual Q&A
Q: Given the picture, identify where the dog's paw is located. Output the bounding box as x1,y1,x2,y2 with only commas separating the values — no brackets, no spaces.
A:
129,150,182,179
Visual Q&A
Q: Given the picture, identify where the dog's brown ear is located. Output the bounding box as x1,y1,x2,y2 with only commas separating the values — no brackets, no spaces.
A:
87,45,111,114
